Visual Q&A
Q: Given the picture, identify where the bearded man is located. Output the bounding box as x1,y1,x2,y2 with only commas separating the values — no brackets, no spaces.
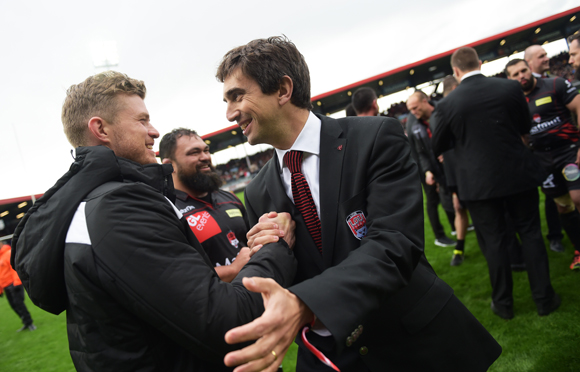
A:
160,128,253,282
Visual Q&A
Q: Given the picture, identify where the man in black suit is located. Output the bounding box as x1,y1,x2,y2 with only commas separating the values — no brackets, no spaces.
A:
406,91,457,248
217,36,501,372
432,47,560,320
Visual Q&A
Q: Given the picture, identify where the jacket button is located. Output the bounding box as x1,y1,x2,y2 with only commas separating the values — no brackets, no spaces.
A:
346,337,353,347
359,346,368,355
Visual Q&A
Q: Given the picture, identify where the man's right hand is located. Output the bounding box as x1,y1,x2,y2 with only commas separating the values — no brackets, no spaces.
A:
247,212,296,254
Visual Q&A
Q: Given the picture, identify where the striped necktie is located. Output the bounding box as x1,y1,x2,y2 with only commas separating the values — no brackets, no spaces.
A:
283,150,322,254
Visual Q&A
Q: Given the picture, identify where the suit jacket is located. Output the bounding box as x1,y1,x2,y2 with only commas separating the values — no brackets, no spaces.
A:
432,74,544,201
408,110,448,189
245,114,500,371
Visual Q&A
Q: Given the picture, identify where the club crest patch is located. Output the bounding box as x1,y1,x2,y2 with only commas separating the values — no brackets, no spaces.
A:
227,231,240,248
346,210,367,240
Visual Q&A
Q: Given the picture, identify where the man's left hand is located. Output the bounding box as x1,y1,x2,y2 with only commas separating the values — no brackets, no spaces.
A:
247,212,296,255
224,277,314,372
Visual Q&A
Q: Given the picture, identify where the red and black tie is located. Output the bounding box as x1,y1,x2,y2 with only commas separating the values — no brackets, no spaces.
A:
283,150,322,254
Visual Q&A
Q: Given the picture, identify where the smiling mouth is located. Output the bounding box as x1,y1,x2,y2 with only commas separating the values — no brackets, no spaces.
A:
146,145,153,150
239,119,252,134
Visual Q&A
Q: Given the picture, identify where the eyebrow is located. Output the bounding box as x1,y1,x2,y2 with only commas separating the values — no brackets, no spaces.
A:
223,88,245,103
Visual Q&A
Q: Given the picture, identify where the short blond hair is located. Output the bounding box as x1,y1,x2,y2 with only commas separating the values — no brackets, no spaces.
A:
62,71,146,147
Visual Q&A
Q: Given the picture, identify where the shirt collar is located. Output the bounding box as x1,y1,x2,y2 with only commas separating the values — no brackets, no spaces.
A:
174,188,213,203
174,188,189,201
460,70,483,81
276,111,321,171
532,72,542,78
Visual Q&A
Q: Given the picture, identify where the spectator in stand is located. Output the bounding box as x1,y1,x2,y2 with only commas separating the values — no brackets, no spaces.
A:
352,87,379,116
406,90,457,248
0,242,36,332
160,128,255,283
433,47,559,320
525,45,566,253
506,58,580,271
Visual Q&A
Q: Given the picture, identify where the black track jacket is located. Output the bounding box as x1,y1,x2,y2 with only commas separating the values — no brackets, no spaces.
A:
11,146,296,372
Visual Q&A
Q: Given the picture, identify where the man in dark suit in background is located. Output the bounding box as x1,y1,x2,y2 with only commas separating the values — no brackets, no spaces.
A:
406,91,457,248
432,47,560,320
217,36,500,372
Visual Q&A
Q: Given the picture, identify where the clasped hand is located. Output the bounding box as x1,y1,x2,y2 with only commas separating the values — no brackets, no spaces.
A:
247,212,296,256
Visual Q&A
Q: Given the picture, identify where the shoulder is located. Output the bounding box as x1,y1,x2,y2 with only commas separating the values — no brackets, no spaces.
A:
215,190,243,205
86,181,177,221
334,116,405,137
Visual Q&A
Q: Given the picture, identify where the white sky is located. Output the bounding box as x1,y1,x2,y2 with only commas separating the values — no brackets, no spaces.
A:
0,0,577,200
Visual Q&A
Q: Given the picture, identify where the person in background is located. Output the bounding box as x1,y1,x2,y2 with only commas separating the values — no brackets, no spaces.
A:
0,242,36,332
433,47,560,320
506,58,580,270
159,128,252,283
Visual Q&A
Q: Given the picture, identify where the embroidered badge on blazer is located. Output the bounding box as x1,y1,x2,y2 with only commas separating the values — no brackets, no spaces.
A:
346,210,367,240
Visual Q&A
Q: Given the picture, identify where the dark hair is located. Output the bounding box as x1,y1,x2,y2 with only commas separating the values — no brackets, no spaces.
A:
451,47,480,72
216,36,312,110
568,33,580,46
352,87,377,115
442,75,458,97
345,103,357,117
159,128,199,160
504,58,529,77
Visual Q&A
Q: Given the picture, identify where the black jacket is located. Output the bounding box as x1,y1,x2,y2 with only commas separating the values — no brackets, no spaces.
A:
407,107,448,189
432,74,545,201
11,146,296,372
245,115,501,372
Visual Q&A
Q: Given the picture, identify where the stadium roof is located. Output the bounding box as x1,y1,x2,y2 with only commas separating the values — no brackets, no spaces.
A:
201,5,580,154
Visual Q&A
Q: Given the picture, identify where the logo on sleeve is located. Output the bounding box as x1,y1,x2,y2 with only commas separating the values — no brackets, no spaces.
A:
346,210,367,240
186,211,221,243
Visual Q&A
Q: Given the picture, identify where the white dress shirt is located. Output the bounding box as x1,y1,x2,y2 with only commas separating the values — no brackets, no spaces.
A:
461,70,483,81
275,111,321,218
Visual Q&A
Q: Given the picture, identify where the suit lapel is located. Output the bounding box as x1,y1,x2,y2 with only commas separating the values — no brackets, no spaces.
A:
318,115,346,268
265,152,325,271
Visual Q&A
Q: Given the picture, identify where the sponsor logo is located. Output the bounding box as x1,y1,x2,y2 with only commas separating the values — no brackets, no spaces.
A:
535,96,552,106
227,231,240,248
543,174,556,189
563,164,580,181
530,116,562,135
226,208,243,218
346,210,367,240
533,113,541,123
179,205,196,214
186,211,221,243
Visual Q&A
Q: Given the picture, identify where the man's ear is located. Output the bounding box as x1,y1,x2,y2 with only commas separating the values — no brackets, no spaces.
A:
278,76,294,106
161,158,176,172
452,66,461,80
87,116,111,145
